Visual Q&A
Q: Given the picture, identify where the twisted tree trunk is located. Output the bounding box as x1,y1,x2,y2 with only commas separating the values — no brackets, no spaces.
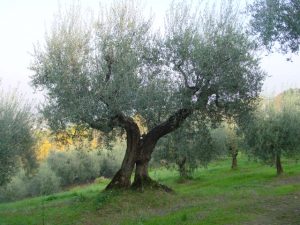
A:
132,109,192,191
105,109,193,191
106,115,141,190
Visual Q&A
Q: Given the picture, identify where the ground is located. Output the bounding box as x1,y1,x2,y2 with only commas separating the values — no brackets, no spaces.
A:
0,156,299,225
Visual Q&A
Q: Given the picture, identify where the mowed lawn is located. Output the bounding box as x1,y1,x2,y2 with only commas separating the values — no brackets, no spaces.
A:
0,156,300,225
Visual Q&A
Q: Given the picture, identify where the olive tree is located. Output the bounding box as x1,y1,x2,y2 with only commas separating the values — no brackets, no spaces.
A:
31,1,265,190
154,118,220,179
249,0,300,53
0,90,35,186
211,121,242,169
243,101,300,175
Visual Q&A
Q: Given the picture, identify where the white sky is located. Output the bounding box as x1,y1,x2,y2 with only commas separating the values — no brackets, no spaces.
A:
0,0,299,103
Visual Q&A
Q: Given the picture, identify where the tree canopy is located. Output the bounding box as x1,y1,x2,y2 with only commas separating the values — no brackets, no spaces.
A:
211,121,242,169
249,0,300,53
31,0,265,190
0,90,35,186
154,117,220,178
243,94,300,175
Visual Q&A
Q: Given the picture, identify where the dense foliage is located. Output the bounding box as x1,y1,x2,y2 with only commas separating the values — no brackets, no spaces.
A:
211,122,242,169
154,118,220,178
0,90,35,186
249,0,300,53
0,145,123,202
30,0,265,189
243,96,300,175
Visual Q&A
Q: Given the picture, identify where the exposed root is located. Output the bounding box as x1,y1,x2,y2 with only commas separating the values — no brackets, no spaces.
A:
105,170,131,190
131,176,173,193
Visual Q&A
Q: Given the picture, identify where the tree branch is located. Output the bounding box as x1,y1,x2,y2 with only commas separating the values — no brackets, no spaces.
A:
110,113,140,136
177,63,200,94
145,108,193,143
104,51,114,83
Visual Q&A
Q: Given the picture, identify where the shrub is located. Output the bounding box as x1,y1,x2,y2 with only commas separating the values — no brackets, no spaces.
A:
0,143,124,202
100,157,119,178
0,164,61,202
47,150,99,186
47,144,124,186
28,163,61,196
99,143,124,178
74,150,102,182
0,90,36,186
47,150,77,186
0,169,29,202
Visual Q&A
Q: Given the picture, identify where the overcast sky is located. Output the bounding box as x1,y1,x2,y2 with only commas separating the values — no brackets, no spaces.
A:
0,0,299,103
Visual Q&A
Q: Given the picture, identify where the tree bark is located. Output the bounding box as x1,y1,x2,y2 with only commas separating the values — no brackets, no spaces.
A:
132,159,152,189
231,151,238,170
131,108,192,191
131,137,156,190
132,158,172,192
177,156,188,178
105,115,141,190
106,108,193,191
276,154,283,175
231,154,238,170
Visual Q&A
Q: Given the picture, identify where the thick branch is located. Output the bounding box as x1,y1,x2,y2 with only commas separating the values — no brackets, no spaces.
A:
105,113,141,189
177,64,199,93
81,113,140,136
80,117,112,133
146,108,193,143
110,113,141,136
104,52,113,82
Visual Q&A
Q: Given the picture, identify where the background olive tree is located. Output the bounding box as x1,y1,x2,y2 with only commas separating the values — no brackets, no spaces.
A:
0,89,35,186
31,0,265,190
211,121,242,169
154,117,221,179
243,95,300,175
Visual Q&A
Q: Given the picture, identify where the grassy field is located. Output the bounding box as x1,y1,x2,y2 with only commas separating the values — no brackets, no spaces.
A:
0,156,300,225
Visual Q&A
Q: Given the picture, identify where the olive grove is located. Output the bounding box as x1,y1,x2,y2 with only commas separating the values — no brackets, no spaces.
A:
31,0,265,190
243,90,300,175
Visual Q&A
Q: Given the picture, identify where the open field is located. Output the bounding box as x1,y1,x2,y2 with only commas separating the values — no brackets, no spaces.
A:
0,156,300,225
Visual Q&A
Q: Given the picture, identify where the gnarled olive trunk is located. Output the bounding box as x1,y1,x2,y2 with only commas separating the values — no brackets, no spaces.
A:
132,109,192,191
105,147,136,189
132,156,172,192
132,160,152,188
106,115,141,190
276,154,283,175
132,136,156,189
106,109,192,191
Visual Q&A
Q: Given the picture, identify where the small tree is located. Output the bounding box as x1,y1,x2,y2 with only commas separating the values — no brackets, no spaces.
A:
0,90,35,186
226,122,241,170
211,122,242,169
243,101,300,175
249,0,300,53
31,1,265,190
155,118,219,179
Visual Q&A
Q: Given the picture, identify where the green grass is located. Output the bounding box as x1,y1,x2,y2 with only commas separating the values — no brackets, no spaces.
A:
1,156,300,225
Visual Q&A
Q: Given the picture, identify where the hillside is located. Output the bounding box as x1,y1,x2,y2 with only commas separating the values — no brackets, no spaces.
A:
268,88,300,111
0,156,300,225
